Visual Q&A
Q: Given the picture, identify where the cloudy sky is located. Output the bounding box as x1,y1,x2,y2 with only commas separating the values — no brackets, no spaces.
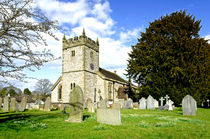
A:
15,0,210,91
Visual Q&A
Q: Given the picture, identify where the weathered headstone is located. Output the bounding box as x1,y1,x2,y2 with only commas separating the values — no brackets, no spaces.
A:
139,97,146,109
124,98,133,109
154,99,159,108
97,108,121,125
87,103,95,113
85,98,92,108
168,100,174,111
133,102,139,109
125,94,128,100
112,102,121,109
44,97,51,111
182,95,197,116
20,96,27,112
147,95,155,109
60,103,65,111
3,96,9,112
66,85,84,122
0,97,2,109
159,97,165,106
10,97,17,111
97,99,107,108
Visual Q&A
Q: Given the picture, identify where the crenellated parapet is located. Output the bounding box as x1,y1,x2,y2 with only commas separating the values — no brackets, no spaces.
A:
63,29,99,52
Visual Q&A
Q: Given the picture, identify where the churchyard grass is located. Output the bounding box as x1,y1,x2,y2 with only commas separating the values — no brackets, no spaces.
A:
0,108,209,139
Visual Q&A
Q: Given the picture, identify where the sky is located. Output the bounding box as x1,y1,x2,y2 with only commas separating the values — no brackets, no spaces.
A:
12,0,210,91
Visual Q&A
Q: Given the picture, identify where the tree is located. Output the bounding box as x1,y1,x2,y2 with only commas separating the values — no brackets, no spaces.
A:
126,11,210,106
0,0,60,83
34,79,52,95
0,87,7,97
8,88,17,96
24,88,31,95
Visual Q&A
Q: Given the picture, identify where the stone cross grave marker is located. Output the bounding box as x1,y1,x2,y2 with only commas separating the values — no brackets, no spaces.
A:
139,97,146,109
165,95,170,105
182,95,197,116
124,98,133,109
0,97,2,109
67,85,84,122
44,97,51,111
147,95,155,109
10,97,17,112
159,97,165,106
3,96,9,112
20,96,27,112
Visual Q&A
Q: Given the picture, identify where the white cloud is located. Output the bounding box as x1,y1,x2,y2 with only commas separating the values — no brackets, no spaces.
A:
120,28,141,43
204,34,210,43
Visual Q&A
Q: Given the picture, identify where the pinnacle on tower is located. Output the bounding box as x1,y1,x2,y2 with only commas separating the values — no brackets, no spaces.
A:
63,34,66,41
82,28,86,36
96,37,99,45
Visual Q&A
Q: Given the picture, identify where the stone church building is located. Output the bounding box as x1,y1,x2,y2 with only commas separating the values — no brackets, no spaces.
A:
51,29,129,104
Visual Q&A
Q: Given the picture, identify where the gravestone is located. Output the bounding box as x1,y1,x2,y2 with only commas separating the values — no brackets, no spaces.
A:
85,98,92,108
60,103,65,111
44,97,51,111
124,99,133,109
147,95,155,109
133,102,139,109
168,100,174,110
118,99,125,108
159,97,165,106
154,99,159,108
125,94,128,100
139,97,146,109
87,103,95,113
3,96,9,112
182,95,197,116
67,85,84,122
20,96,27,112
97,108,121,125
112,102,121,109
97,99,107,108
165,95,170,105
0,97,2,109
10,97,17,111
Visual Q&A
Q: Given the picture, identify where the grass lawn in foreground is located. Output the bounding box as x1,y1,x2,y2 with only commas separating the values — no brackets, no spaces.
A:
0,108,209,139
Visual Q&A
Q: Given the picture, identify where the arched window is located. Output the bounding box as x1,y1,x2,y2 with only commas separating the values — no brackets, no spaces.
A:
58,85,62,100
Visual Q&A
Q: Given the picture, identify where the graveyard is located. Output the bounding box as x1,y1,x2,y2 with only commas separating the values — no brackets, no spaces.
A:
0,108,210,138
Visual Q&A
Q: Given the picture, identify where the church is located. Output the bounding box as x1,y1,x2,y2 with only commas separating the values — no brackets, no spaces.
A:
51,29,130,104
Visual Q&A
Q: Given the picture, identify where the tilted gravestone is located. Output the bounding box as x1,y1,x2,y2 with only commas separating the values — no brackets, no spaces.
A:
139,97,146,109
182,95,197,116
147,95,155,109
10,97,17,112
124,99,133,109
97,99,107,108
112,102,121,109
0,97,2,109
20,96,27,112
44,97,51,111
66,85,84,122
3,96,9,112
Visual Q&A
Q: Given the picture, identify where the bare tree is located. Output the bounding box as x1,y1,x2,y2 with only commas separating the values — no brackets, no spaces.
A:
0,0,60,83
34,79,52,94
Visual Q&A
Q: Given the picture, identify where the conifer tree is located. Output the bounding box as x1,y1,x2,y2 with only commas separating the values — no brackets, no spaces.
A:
126,11,210,105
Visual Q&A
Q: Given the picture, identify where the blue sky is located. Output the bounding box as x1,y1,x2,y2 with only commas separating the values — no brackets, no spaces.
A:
14,0,210,91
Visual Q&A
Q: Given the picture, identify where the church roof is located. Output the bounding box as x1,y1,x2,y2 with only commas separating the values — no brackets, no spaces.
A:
99,68,128,84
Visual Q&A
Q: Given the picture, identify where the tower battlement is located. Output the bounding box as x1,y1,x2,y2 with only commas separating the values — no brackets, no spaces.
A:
63,30,99,52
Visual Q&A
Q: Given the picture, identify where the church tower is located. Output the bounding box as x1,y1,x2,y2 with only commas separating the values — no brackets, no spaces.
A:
61,29,99,103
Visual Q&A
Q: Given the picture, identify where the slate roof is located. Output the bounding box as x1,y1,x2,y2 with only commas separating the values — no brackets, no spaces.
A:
99,68,128,84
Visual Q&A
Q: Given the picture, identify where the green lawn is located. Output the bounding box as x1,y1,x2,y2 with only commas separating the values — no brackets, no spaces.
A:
0,108,209,139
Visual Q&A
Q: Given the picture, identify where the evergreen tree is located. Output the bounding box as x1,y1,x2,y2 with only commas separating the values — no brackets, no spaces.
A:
24,88,31,95
126,11,210,106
